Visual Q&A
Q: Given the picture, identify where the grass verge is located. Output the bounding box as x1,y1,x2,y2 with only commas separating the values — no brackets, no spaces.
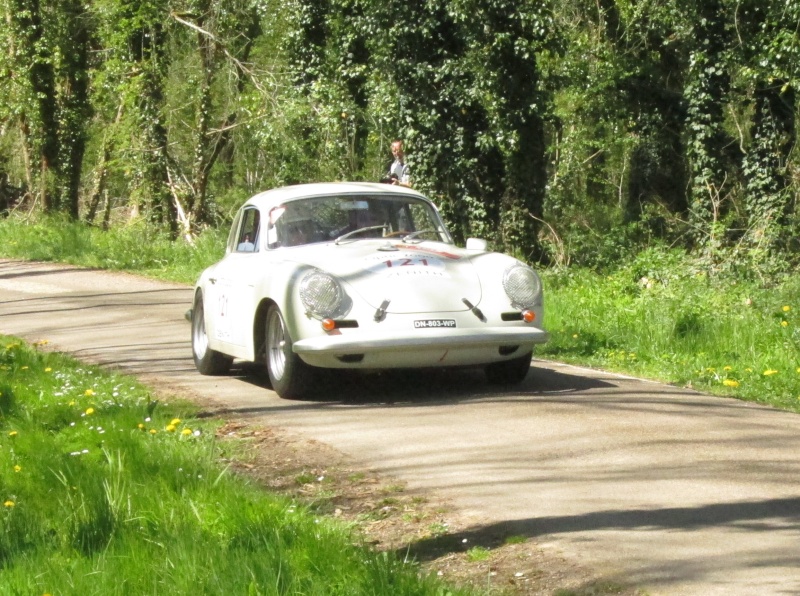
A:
539,248,800,413
0,337,470,595
0,213,224,284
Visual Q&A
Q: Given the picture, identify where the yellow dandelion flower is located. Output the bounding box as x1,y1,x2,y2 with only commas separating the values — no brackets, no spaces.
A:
3,501,14,508
137,423,145,430
763,369,778,376
45,367,52,372
85,408,95,416
783,305,791,312
796,367,800,374
181,428,192,436
149,429,157,435
21,366,28,370
781,321,789,327
166,424,176,432
8,431,17,438
13,465,21,473
723,366,732,371
722,379,740,388
68,400,75,406
572,334,579,339
170,418,181,426
84,389,95,397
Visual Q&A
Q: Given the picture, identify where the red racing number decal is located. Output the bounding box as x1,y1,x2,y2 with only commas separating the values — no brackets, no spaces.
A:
384,258,429,268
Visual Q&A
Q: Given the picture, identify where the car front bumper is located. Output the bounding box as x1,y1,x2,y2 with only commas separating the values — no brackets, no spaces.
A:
292,326,549,368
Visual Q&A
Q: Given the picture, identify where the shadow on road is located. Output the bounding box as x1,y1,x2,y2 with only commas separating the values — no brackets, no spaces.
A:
0,288,188,311
397,495,800,561
201,362,619,418
0,261,101,280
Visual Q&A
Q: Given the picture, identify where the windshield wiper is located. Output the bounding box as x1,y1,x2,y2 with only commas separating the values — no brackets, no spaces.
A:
334,225,387,244
401,229,436,242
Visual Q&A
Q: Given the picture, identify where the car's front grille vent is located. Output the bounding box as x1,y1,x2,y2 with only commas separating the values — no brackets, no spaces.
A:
336,354,365,363
335,320,359,328
498,345,520,356
501,312,523,321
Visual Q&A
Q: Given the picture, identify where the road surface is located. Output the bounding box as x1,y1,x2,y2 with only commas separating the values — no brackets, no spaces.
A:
2,258,799,595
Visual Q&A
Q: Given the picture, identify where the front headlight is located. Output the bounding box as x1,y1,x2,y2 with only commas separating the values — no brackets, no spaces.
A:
299,269,348,318
503,265,542,309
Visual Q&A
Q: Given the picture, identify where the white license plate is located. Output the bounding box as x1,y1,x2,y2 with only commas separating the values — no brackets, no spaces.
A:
414,319,456,329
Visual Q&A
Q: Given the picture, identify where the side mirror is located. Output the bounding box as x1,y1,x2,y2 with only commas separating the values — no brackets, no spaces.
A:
465,238,487,251
266,225,279,249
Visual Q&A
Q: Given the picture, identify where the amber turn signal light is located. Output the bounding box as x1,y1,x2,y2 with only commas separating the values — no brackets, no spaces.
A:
521,310,536,323
321,318,337,331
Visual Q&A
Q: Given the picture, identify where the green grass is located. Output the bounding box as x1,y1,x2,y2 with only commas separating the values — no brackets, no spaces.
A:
539,249,800,413
465,547,491,562
0,338,470,595
0,213,225,284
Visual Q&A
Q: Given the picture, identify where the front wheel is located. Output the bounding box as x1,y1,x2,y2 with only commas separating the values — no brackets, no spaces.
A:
265,305,316,399
484,351,532,385
191,291,233,375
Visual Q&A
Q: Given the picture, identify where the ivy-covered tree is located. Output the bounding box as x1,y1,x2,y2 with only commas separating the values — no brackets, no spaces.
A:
380,0,491,241
735,0,798,258
615,0,689,224
92,0,176,233
684,0,736,249
459,0,555,260
0,0,93,217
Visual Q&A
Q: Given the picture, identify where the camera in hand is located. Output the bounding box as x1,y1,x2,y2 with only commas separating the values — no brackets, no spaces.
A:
380,173,399,184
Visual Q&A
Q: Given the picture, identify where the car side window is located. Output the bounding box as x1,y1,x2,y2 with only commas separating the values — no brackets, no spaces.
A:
236,208,260,252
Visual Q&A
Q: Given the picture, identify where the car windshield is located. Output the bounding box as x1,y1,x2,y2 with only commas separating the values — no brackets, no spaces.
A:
266,194,451,248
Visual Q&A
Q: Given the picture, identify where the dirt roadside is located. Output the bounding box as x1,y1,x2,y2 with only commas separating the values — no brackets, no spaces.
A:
186,397,643,596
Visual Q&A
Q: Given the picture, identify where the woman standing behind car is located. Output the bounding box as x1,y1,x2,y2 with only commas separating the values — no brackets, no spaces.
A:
382,139,412,187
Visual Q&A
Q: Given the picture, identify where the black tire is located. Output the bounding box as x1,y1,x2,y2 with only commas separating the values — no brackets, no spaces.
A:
484,351,532,385
191,291,233,375
265,305,316,399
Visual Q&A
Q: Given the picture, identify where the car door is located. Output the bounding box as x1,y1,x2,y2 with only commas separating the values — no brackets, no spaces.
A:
207,207,262,354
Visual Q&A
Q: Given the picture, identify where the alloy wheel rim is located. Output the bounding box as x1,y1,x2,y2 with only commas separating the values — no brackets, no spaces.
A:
267,310,286,381
193,305,208,358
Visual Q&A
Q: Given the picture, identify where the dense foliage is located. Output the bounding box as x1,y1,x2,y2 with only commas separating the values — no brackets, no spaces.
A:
0,0,798,272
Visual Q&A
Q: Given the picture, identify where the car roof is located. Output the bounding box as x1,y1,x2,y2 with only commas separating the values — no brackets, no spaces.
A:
244,182,429,210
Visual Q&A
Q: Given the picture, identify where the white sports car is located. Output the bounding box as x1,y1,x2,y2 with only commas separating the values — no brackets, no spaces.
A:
191,182,549,398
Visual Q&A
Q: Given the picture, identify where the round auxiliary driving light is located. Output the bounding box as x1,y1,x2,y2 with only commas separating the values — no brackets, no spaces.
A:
300,270,346,319
503,265,542,310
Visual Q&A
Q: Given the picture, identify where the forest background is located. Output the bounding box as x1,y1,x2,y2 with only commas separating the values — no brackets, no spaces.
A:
0,0,798,276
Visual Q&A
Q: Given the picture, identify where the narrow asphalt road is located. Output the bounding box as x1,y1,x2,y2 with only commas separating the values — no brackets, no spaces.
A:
2,258,800,595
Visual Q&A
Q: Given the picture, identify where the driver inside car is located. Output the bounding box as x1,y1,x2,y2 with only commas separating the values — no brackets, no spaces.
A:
286,220,309,246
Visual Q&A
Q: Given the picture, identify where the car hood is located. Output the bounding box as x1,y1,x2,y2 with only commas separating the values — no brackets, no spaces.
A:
289,241,482,313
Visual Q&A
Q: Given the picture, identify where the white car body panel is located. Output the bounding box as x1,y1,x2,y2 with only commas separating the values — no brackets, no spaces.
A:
192,182,548,387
